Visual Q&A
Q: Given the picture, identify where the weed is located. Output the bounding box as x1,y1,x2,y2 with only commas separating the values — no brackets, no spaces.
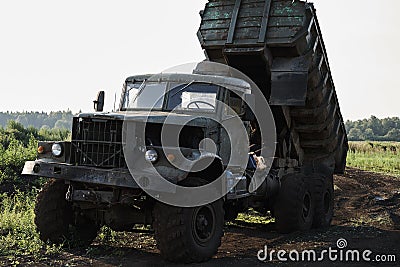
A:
0,191,62,259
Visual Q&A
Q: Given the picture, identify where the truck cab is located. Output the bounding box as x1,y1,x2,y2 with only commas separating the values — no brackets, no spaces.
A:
24,71,258,195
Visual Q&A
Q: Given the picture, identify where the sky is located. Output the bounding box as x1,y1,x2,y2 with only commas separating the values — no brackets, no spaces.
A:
0,0,399,121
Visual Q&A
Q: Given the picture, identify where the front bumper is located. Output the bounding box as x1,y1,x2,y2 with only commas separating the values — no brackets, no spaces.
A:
22,160,139,188
22,160,250,199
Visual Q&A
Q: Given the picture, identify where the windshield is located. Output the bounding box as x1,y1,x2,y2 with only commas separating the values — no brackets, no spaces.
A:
166,83,217,111
123,82,166,110
122,82,218,112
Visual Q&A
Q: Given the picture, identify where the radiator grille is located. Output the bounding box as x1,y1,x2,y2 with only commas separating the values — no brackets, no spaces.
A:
71,118,126,168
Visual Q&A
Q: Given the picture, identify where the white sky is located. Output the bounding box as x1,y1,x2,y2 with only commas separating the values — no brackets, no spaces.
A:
0,0,399,120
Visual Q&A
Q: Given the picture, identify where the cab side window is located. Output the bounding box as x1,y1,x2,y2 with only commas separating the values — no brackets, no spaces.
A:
225,90,244,116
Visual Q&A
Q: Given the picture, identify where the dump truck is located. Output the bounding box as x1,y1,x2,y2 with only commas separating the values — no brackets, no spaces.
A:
22,0,348,263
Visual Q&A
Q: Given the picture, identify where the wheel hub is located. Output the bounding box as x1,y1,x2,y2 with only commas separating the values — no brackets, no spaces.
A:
193,206,215,244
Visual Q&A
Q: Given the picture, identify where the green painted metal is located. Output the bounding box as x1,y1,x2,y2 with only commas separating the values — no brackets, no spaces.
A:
198,0,348,174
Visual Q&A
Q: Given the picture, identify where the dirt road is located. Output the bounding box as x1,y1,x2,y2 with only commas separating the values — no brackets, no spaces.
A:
3,168,400,266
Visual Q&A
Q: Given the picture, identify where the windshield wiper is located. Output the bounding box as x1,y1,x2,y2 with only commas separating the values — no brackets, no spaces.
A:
130,79,147,105
170,80,196,98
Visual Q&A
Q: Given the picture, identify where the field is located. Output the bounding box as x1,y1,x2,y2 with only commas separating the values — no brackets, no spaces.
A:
347,142,400,176
0,138,399,266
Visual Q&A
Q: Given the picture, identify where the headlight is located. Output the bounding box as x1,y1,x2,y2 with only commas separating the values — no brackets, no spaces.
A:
145,149,158,163
51,143,63,157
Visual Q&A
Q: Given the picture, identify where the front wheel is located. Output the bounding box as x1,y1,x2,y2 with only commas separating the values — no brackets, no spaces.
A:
34,179,100,247
153,177,224,263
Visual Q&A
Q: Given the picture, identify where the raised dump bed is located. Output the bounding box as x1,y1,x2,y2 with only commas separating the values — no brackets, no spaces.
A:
198,0,348,174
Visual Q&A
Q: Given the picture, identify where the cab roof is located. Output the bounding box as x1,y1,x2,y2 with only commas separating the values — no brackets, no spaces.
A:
125,73,252,94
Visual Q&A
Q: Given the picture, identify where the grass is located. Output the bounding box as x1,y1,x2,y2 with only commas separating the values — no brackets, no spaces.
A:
349,213,392,228
236,209,274,225
0,191,62,261
0,191,152,263
226,209,274,228
346,142,400,176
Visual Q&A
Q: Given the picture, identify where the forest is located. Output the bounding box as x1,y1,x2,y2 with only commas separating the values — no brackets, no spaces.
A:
0,111,73,130
345,116,400,141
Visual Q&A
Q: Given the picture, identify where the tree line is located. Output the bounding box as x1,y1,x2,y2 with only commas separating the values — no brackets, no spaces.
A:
0,112,399,142
0,111,74,130
345,116,400,141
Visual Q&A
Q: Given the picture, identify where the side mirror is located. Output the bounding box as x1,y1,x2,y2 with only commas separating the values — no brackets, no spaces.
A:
243,93,255,121
93,91,105,112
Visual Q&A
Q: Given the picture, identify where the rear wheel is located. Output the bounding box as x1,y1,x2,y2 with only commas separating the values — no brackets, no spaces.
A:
312,173,334,228
34,179,99,247
274,173,314,233
153,177,224,263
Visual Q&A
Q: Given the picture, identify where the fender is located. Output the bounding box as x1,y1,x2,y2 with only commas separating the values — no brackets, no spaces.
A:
186,152,224,183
